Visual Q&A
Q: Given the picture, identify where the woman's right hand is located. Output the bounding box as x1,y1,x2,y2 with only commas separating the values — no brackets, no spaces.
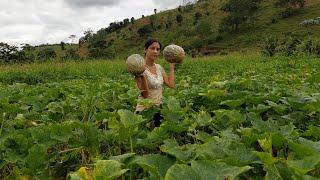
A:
135,74,149,98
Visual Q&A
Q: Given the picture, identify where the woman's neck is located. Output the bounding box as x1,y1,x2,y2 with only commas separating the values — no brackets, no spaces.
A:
145,58,155,67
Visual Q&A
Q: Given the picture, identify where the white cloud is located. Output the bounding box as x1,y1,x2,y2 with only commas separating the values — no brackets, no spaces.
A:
0,0,183,46
64,0,122,8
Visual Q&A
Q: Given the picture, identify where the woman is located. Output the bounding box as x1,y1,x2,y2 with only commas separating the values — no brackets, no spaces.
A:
134,39,176,126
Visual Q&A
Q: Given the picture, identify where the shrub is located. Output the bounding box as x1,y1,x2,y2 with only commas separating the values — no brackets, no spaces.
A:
313,39,320,57
63,49,80,60
37,48,56,60
215,35,223,42
88,48,104,58
278,35,302,55
137,25,152,37
262,36,278,57
279,8,295,18
270,17,278,24
297,39,320,57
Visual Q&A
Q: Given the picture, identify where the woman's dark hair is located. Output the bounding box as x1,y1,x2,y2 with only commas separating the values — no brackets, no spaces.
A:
144,38,162,50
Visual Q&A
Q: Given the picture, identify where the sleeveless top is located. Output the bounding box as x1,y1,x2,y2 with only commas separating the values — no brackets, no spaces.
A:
136,64,164,112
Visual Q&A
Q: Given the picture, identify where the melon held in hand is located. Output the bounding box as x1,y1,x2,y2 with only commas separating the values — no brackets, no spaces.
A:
163,44,185,63
126,54,145,75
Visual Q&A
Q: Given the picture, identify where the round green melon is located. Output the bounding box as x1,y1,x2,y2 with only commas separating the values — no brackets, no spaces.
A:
163,44,185,63
126,54,146,75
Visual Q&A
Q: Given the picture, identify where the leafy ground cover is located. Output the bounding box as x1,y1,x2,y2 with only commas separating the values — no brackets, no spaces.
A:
0,54,320,179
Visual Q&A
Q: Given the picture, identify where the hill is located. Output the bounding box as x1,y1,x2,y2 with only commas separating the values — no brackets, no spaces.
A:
12,0,320,61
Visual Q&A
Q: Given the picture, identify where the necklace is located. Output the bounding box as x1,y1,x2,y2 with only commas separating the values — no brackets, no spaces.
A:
146,63,155,68
145,64,157,76
146,64,155,71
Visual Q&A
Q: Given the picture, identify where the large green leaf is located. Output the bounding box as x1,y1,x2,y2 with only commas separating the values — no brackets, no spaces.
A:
264,164,284,180
198,89,226,100
191,160,252,180
292,174,319,180
93,160,128,180
108,153,136,164
137,126,169,149
212,109,246,129
297,138,320,152
288,142,317,159
287,154,320,175
117,109,145,128
193,110,213,127
303,125,320,141
50,123,73,142
196,137,226,160
165,164,200,180
253,151,278,165
134,154,175,179
160,139,196,162
161,96,184,122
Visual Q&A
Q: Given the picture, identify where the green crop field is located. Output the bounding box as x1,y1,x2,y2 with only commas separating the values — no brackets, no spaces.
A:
1,54,320,179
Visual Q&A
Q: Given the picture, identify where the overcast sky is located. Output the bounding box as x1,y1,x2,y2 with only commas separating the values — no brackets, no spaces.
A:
0,0,186,46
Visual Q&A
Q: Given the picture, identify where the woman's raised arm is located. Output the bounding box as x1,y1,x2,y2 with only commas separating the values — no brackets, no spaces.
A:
162,63,175,89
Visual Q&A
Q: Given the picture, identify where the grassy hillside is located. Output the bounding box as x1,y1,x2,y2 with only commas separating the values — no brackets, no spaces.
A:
37,0,320,59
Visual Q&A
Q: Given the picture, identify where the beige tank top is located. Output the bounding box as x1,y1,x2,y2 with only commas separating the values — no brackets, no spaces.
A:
136,64,164,112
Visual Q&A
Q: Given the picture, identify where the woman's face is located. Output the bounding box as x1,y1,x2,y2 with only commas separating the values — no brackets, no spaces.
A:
145,42,161,61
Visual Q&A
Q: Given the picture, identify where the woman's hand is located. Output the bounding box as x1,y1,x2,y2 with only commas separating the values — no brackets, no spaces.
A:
134,74,144,80
135,74,149,98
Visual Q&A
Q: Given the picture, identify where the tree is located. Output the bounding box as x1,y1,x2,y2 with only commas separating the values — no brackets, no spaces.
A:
79,29,93,47
195,20,212,39
123,18,130,26
60,41,66,50
194,12,202,24
221,0,261,31
176,14,183,24
0,42,27,63
131,17,135,23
